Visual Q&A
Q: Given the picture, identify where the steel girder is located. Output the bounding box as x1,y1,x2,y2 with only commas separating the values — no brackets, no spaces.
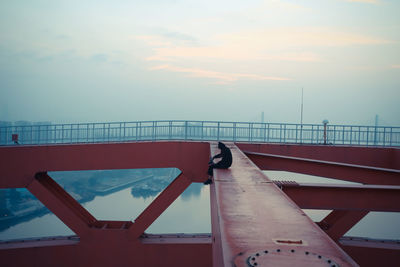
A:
209,143,358,266
0,142,399,266
0,142,212,267
244,151,400,185
276,182,400,212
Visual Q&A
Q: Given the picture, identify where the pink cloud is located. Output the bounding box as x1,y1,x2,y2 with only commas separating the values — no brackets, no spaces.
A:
345,0,379,3
150,65,290,84
146,46,321,62
139,28,389,64
137,28,391,84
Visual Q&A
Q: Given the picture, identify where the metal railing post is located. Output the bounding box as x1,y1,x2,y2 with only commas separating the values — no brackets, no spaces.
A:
123,122,126,141
342,126,345,145
101,123,105,142
390,127,393,146
350,126,353,145
107,123,110,142
185,121,188,140
261,123,264,142
300,124,304,144
232,123,236,142
152,121,155,141
37,125,41,144
310,125,314,144
138,122,141,141
201,122,204,140
217,122,220,141
61,125,64,143
383,127,386,146
283,124,286,143
250,123,253,142
169,121,172,139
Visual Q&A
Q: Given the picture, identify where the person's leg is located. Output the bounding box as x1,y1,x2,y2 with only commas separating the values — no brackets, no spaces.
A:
207,164,215,176
204,177,212,185
212,161,229,170
205,161,230,184
204,164,215,184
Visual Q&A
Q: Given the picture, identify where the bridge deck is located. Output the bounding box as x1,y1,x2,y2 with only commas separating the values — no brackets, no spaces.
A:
210,143,358,266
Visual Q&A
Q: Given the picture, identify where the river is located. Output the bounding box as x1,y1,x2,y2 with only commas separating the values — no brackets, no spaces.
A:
0,169,399,241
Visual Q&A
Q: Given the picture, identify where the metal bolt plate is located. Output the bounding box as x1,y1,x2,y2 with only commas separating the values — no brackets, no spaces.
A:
234,248,341,267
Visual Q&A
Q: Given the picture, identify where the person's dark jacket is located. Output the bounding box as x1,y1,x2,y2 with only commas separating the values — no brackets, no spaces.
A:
213,143,232,167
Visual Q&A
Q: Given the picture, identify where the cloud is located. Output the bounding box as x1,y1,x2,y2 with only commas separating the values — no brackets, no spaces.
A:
150,64,290,84
146,45,321,62
218,28,391,48
136,27,392,84
345,0,379,3
90,54,108,63
136,31,197,47
391,65,400,69
265,0,309,11
161,31,197,42
136,35,173,47
138,28,390,64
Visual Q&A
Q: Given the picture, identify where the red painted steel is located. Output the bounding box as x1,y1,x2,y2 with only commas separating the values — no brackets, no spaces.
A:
0,237,212,267
279,183,400,211
0,141,399,266
210,143,358,266
340,237,400,267
0,141,210,188
28,172,96,237
244,151,400,185
236,143,400,169
0,142,212,266
129,173,192,239
210,169,224,267
317,211,369,241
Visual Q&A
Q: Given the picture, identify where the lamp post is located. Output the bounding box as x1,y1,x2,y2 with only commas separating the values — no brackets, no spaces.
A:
322,120,329,145
300,88,304,143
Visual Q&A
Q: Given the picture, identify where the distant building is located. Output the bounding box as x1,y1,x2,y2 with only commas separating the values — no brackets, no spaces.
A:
14,121,32,127
0,121,12,127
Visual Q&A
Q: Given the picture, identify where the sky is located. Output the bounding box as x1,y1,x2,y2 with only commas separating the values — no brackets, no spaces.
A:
0,0,399,125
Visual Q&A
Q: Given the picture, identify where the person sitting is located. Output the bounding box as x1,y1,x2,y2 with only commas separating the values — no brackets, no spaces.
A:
204,142,232,185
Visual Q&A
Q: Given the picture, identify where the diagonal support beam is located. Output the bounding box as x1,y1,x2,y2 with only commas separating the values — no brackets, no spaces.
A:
129,173,192,239
317,210,369,241
245,151,400,185
277,182,400,211
27,172,97,237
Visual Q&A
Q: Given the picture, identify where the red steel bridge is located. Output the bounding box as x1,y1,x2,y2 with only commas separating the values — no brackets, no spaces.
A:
0,120,399,266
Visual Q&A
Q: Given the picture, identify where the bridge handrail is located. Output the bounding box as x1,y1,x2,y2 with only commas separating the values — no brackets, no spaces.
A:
0,120,399,147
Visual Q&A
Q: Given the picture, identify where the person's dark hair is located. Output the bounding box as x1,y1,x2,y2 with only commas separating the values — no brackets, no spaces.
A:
218,142,226,149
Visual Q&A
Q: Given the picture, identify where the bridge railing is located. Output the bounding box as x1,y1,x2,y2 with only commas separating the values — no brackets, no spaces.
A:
1,120,399,147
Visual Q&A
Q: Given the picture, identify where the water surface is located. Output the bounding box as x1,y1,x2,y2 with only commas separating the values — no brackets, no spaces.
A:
0,169,398,241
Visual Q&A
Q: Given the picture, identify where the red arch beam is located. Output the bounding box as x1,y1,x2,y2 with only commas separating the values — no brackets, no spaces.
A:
278,182,400,211
245,151,400,185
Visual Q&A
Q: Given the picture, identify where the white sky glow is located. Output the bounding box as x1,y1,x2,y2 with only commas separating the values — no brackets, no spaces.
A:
0,0,399,125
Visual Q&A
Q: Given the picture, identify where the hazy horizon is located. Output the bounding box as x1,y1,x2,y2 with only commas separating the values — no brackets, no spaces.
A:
1,0,399,126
